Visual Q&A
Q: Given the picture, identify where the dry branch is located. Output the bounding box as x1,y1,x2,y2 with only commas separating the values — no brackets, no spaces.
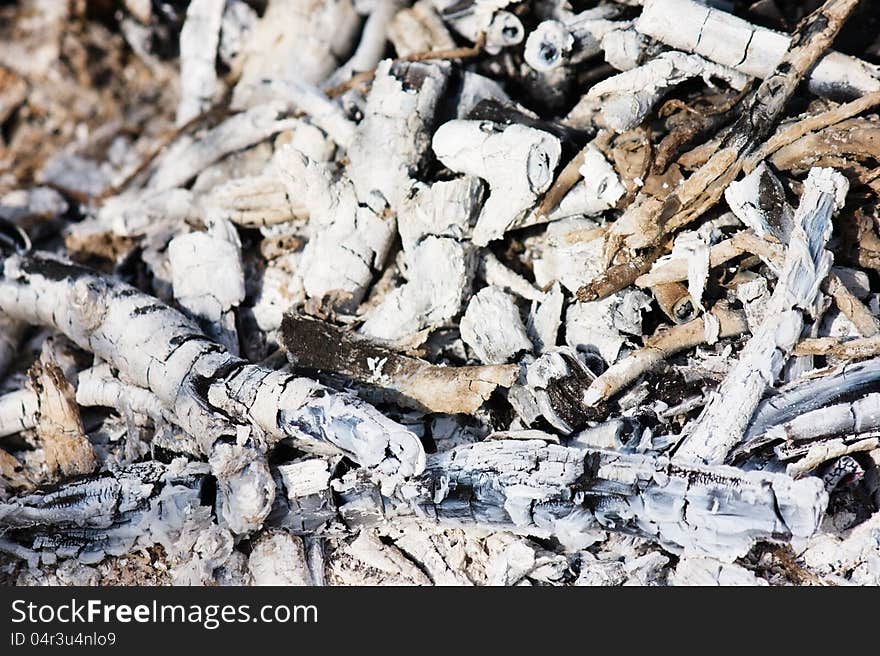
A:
0,254,425,484
280,314,517,414
675,168,847,465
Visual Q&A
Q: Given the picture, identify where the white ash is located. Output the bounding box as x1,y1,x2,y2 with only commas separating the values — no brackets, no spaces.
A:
347,60,450,210
675,168,848,465
248,530,312,586
218,0,258,66
396,177,484,251
360,236,476,342
168,219,245,352
480,251,542,302
148,103,299,192
97,188,194,238
670,231,710,312
460,286,532,364
524,5,624,73
532,218,605,294
433,120,562,246
231,0,359,109
3,0,879,587
324,0,402,91
388,0,455,56
527,282,564,354
671,558,767,586
566,290,651,365
191,140,276,194
176,0,224,126
550,144,626,220
567,51,749,133
637,0,880,98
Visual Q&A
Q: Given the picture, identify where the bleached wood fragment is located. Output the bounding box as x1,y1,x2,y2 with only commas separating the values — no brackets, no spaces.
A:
724,162,794,242
348,60,450,210
675,168,847,465
75,364,166,424
824,273,880,338
177,0,224,126
516,347,597,434
98,188,195,237
433,120,561,246
479,251,541,302
28,345,97,481
671,558,767,586
148,104,299,191
0,314,25,379
528,282,564,354
232,0,360,109
206,175,306,228
524,6,624,72
784,437,879,479
324,0,401,90
532,219,605,294
636,235,744,287
388,1,455,56
636,0,880,98
218,0,257,66
280,314,517,414
652,282,697,324
460,287,532,364
248,530,312,585
0,253,425,481
803,512,880,585
168,220,245,352
583,304,747,405
745,91,880,172
566,51,748,132
603,0,859,258
0,460,210,566
400,439,827,561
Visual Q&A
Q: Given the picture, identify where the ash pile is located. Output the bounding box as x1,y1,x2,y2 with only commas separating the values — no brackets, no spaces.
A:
1,0,880,586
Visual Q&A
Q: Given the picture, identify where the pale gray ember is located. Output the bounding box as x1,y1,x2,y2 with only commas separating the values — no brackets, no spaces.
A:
2,0,879,587
460,286,533,364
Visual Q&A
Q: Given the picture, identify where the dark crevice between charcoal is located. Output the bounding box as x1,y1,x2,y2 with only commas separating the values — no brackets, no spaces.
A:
267,441,307,466
419,419,438,454
484,388,516,432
